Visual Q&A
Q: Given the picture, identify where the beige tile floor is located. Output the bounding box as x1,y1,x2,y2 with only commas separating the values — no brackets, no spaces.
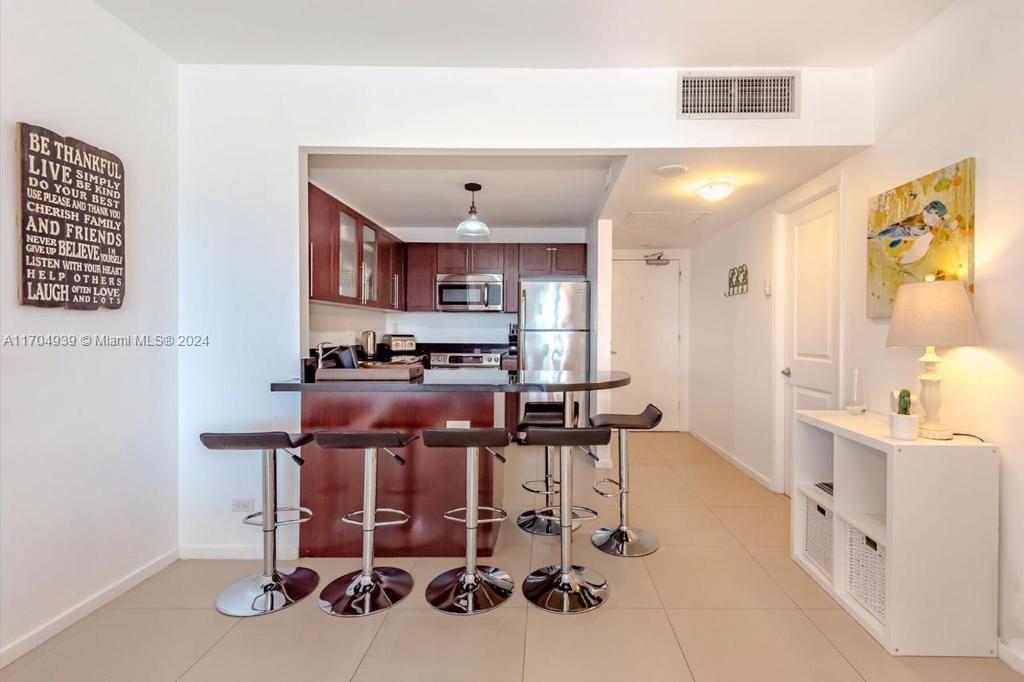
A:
2,433,1020,682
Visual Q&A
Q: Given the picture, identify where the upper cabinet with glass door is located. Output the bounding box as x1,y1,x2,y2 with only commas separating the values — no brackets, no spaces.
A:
307,183,404,310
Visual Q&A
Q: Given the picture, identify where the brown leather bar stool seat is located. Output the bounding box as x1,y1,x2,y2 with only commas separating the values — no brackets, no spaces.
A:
521,426,612,614
314,430,418,617
199,431,319,617
590,404,663,557
421,427,513,615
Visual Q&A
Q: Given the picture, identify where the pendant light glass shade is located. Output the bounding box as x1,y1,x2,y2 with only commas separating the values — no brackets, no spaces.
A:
456,210,489,236
456,182,489,236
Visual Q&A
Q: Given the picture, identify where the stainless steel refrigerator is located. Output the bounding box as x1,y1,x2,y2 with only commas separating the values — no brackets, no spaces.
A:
518,279,590,417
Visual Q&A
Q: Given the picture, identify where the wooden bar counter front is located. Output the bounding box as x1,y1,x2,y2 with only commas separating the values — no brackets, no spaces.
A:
299,390,501,558
271,369,630,559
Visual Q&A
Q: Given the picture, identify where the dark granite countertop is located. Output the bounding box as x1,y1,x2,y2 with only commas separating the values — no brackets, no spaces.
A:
271,369,630,393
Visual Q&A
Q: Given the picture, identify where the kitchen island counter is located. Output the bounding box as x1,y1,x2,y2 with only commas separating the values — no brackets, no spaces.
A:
271,369,630,393
276,369,629,558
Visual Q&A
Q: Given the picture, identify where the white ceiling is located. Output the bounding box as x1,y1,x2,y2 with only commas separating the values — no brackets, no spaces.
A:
602,146,861,248
308,154,618,229
307,147,863,248
95,0,953,68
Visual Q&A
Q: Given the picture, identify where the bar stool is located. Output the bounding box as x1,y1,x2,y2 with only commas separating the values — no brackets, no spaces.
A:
521,426,612,614
516,402,579,536
422,427,513,615
591,404,663,557
199,431,319,617
314,430,418,617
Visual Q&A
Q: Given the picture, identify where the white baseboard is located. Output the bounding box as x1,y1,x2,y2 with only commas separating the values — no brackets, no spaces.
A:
1000,639,1024,674
0,547,178,668
689,430,773,489
179,545,298,560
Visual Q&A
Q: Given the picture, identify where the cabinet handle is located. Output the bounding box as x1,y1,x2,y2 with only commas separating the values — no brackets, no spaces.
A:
360,263,367,304
393,274,399,309
308,243,314,296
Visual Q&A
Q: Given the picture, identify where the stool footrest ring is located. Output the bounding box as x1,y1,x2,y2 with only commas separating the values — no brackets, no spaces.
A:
521,478,558,496
243,506,314,527
341,508,410,527
592,478,625,498
442,506,509,524
533,505,599,523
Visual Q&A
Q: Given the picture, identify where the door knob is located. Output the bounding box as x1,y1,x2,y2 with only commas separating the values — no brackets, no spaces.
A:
781,367,792,377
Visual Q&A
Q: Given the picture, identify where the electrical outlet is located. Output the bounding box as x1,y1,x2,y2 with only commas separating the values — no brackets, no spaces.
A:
446,420,471,429
232,497,255,513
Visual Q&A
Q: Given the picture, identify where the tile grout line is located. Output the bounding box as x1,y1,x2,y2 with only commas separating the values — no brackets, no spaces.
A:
347,609,392,682
174,615,242,681
795,609,869,682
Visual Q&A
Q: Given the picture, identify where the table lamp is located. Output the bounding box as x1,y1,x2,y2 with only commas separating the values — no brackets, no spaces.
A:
886,280,981,439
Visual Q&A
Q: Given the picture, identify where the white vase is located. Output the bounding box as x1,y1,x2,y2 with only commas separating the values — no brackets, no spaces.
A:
889,413,920,441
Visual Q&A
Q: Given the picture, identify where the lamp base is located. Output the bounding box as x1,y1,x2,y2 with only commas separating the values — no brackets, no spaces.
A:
919,423,953,440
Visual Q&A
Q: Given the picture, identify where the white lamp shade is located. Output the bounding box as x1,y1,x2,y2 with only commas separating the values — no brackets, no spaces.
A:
886,281,981,348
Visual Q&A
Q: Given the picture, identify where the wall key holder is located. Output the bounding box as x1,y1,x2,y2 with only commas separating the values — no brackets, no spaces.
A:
725,264,748,297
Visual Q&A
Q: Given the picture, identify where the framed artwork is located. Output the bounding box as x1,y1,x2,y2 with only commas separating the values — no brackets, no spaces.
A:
866,157,974,318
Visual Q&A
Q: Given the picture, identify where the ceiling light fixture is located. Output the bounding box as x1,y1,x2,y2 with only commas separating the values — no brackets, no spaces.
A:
654,164,688,178
697,180,736,202
455,182,489,237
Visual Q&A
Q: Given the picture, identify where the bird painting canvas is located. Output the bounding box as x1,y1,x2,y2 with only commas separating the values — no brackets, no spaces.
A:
866,158,975,318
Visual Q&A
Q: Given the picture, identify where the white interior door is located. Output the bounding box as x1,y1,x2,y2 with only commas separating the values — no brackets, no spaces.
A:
782,192,840,493
610,259,680,431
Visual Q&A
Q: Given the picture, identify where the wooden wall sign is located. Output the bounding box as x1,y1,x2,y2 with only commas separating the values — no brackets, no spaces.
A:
18,123,125,309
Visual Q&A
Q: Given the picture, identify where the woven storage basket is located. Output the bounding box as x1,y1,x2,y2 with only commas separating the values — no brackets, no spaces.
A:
803,496,833,578
847,526,887,624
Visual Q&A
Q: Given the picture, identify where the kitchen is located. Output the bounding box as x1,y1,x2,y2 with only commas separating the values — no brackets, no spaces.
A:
296,153,601,559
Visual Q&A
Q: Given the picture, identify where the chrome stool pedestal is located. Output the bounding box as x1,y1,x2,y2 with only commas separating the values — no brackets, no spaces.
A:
314,431,417,617
423,428,513,615
516,402,582,536
522,404,611,614
591,404,663,558
199,432,319,617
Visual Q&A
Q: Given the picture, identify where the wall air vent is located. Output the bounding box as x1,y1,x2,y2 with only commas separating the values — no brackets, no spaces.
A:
677,71,799,119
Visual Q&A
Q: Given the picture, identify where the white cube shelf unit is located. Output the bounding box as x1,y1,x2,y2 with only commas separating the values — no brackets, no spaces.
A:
791,410,999,657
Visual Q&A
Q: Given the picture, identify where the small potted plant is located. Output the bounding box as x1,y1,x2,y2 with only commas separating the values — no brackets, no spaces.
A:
889,388,919,440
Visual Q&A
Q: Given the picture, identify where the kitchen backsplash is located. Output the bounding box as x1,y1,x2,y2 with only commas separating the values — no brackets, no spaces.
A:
309,302,514,346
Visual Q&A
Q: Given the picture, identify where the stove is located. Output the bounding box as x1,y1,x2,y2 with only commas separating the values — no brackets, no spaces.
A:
429,352,502,369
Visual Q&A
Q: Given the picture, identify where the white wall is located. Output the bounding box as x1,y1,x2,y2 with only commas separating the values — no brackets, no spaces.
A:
0,0,178,664
689,0,1024,654
689,214,775,483
176,63,872,555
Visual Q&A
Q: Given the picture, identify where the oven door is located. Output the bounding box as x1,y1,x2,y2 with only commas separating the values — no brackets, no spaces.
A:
436,274,503,312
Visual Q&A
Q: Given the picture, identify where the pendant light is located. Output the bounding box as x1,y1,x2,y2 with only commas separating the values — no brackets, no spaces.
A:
456,182,489,237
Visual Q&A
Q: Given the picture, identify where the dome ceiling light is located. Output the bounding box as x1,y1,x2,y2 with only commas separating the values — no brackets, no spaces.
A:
697,180,736,202
455,182,489,237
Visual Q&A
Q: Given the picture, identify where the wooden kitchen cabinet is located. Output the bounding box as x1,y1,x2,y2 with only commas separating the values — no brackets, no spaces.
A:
551,243,587,275
518,243,587,277
308,184,337,301
307,183,405,309
436,243,470,274
470,243,504,273
405,243,437,311
503,244,519,312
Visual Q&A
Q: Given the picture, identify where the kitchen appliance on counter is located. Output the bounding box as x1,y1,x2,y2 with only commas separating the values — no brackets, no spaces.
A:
435,273,503,312
361,330,377,358
382,334,417,352
429,351,502,369
518,279,590,416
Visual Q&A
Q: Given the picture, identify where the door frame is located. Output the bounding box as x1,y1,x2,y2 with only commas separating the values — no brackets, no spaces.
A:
610,250,690,432
770,171,847,494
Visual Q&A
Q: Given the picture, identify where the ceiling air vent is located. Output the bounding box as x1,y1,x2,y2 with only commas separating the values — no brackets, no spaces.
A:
677,71,799,119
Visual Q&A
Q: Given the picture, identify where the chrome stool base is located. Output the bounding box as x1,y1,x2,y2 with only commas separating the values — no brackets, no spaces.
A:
592,526,659,557
522,564,608,614
318,567,413,617
425,565,514,615
517,509,582,536
216,566,319,617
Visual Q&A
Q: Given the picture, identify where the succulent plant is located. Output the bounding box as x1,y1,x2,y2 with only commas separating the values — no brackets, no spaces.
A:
897,389,912,416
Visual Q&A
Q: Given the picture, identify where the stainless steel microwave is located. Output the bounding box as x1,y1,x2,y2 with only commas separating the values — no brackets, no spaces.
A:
436,273,503,312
